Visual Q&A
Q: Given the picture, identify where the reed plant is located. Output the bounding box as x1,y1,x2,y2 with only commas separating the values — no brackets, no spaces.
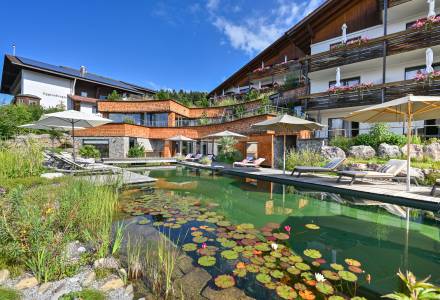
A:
284,149,328,170
126,234,143,280
0,177,118,282
0,140,44,179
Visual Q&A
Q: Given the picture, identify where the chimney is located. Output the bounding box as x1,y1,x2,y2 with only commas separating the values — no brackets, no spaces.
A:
79,66,87,77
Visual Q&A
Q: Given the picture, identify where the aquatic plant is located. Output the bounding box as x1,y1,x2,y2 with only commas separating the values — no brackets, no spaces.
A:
182,243,197,252
111,222,127,256
276,284,298,299
127,235,143,280
221,250,238,260
215,274,235,289
198,256,216,267
305,223,320,230
304,249,322,259
256,273,272,284
316,282,334,295
382,270,440,300
338,270,358,282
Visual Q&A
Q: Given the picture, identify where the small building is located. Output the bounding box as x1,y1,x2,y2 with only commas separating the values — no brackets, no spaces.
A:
0,55,156,111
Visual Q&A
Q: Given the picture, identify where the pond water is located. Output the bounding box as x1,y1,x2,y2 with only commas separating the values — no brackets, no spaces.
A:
120,167,440,299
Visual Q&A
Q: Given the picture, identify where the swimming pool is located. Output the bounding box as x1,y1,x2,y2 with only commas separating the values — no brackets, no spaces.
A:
122,167,440,298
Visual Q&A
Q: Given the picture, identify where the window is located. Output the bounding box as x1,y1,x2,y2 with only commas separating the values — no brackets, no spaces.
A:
405,64,440,80
80,91,88,97
108,113,143,125
83,139,109,158
99,95,107,100
145,113,168,127
329,77,360,88
330,36,361,50
73,101,81,111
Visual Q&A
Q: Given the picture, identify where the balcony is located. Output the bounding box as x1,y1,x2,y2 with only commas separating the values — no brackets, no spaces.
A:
175,105,289,127
306,23,440,73
300,79,440,110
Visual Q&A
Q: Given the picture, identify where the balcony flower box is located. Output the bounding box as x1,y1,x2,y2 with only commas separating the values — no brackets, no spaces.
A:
331,37,370,50
253,66,271,73
411,16,440,30
327,82,374,95
414,70,440,84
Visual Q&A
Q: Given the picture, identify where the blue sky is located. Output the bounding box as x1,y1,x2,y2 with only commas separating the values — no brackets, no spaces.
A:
0,0,323,103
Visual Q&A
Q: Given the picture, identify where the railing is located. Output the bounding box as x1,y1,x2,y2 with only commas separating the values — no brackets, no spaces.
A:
175,105,289,127
300,79,440,110
145,121,169,127
305,23,440,72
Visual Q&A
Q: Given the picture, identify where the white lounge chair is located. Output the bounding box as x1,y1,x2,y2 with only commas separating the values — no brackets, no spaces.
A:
432,179,440,196
233,158,265,168
336,159,407,185
291,158,346,177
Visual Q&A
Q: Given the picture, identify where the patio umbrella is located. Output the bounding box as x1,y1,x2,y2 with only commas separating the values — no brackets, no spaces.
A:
167,135,194,156
252,114,325,174
428,0,436,18
345,94,440,191
341,23,348,44
37,110,112,161
203,130,247,155
18,123,85,149
426,48,434,74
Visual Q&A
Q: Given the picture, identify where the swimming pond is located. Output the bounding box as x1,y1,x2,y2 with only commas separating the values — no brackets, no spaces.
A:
121,167,440,299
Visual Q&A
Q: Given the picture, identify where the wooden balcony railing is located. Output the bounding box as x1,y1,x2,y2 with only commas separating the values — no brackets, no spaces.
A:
299,79,440,110
306,23,440,72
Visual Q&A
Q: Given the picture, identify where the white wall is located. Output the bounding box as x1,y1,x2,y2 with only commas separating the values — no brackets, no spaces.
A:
21,70,73,108
311,0,440,54
309,46,440,93
79,102,95,114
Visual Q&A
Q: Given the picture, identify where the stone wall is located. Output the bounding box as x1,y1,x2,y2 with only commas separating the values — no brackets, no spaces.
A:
296,138,326,152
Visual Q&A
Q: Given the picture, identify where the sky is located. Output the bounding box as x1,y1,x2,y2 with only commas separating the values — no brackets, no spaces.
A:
0,0,323,104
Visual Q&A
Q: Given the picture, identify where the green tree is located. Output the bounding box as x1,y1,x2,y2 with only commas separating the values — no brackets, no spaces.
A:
0,104,33,139
107,90,122,101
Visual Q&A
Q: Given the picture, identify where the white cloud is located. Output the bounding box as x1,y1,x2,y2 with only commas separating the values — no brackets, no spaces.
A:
207,0,220,11
211,0,324,55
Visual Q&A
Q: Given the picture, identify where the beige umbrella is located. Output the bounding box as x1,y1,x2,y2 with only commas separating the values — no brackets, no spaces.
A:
345,94,440,191
167,135,194,156
203,130,247,155
252,114,325,174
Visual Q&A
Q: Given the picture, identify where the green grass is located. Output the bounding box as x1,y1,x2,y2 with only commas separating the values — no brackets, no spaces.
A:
0,141,44,179
0,288,21,300
95,268,114,280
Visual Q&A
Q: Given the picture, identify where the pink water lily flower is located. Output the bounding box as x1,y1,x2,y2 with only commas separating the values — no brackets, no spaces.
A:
284,225,291,234
201,243,207,249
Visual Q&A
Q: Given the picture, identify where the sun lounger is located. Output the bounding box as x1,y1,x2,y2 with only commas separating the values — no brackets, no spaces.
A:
431,179,440,196
46,152,120,174
291,158,346,177
233,158,265,168
336,159,407,185
186,154,203,162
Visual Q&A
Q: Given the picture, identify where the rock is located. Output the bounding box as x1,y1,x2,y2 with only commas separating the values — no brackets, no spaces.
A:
378,143,401,158
424,142,440,160
401,144,424,159
177,255,195,274
15,276,39,290
100,277,125,292
94,257,119,270
38,282,53,294
399,167,425,181
202,286,254,300
41,172,64,179
320,146,346,159
65,241,87,263
125,284,134,295
348,145,376,159
81,271,96,287
175,268,211,299
0,269,10,284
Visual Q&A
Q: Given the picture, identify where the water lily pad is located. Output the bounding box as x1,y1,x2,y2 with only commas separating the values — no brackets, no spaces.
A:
301,272,314,281
198,256,216,267
233,268,247,278
312,261,321,267
303,249,322,259
198,246,217,256
322,270,340,281
299,290,316,300
193,236,208,243
295,262,310,271
294,283,307,291
244,233,256,239
273,233,290,240
246,264,259,273
214,275,235,289
276,284,297,300
255,243,271,252
221,250,238,260
256,273,271,284
345,258,361,267
264,282,277,290
259,266,270,274
270,269,284,279
330,263,344,271
216,237,228,243
221,240,237,248
305,224,320,230
329,296,345,300
250,256,265,265
338,270,358,282
182,243,197,252
264,255,276,263
270,251,282,258
170,224,181,229
287,266,301,275
351,297,368,300
241,238,256,246
232,245,244,253
191,231,204,236
242,250,253,258
265,222,280,229
264,262,276,269
348,266,363,274
316,282,334,295
232,233,246,240
138,219,150,225
237,223,254,230
289,255,303,263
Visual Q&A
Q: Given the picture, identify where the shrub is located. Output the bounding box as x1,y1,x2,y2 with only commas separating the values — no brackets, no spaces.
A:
79,145,100,159
0,287,21,300
60,289,105,300
354,123,407,149
329,136,354,152
285,149,327,170
107,90,122,101
0,141,44,179
215,137,243,163
128,145,145,158
198,156,212,165
426,137,440,145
